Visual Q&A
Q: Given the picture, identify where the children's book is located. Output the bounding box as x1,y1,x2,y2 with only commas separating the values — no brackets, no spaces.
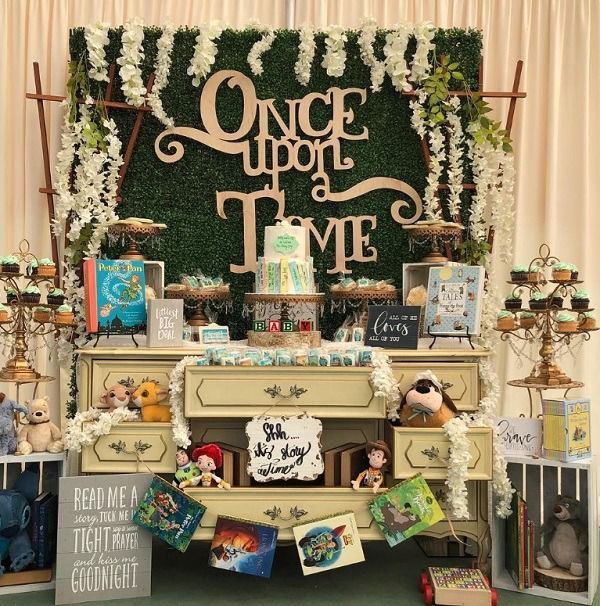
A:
505,491,527,589
369,474,444,547
424,265,485,336
83,258,146,333
133,476,205,552
208,516,278,577
292,512,364,575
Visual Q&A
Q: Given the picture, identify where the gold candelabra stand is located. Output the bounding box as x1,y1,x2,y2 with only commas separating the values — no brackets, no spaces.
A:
496,244,597,387
0,240,74,381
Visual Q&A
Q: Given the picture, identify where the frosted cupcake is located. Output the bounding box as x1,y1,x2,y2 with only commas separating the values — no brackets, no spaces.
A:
510,264,529,283
0,304,11,322
22,285,41,304
47,287,66,305
528,266,544,283
569,263,579,280
54,304,74,325
33,306,51,323
571,290,590,311
552,262,572,281
556,312,578,332
519,311,536,330
580,312,596,330
529,291,548,310
1,255,20,274
37,258,56,277
5,288,18,304
504,293,522,311
496,310,516,330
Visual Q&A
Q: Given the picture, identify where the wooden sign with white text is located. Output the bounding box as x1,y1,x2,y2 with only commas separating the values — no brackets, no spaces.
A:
146,299,183,347
246,415,324,482
55,474,153,605
495,417,543,456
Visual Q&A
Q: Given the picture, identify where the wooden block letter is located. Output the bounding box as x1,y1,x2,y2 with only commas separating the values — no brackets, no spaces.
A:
282,320,294,332
268,320,281,332
299,320,312,332
254,320,266,332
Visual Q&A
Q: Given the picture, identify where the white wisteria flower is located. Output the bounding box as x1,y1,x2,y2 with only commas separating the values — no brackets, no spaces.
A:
358,17,385,92
147,21,176,128
116,17,146,107
187,20,224,86
321,25,347,78
443,415,473,518
247,25,275,76
295,25,316,85
383,23,413,93
168,356,204,447
85,22,111,82
410,21,436,84
422,125,445,220
446,96,465,218
65,407,139,452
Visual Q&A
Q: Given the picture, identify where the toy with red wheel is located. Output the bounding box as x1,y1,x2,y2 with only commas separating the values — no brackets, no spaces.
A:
418,567,498,606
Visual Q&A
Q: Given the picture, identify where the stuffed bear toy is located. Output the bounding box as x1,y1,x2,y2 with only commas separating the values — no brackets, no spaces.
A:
0,467,38,575
537,495,587,577
397,370,457,427
0,393,29,456
132,380,171,422
17,396,64,454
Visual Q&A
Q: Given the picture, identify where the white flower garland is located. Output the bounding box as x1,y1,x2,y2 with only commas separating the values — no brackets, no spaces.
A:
410,22,436,84
383,23,413,93
446,96,465,219
247,25,276,76
423,125,446,220
84,22,110,82
147,21,176,128
187,21,224,86
358,17,385,92
116,17,146,107
371,352,401,420
294,25,316,85
65,407,139,452
321,25,347,78
443,416,472,519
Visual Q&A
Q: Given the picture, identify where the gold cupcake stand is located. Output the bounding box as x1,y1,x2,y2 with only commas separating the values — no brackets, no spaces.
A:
330,288,399,329
165,287,233,327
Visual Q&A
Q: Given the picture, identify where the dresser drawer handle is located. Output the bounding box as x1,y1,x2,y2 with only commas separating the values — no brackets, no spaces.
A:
264,385,282,398
264,385,308,399
263,505,308,521
421,446,441,461
108,440,152,456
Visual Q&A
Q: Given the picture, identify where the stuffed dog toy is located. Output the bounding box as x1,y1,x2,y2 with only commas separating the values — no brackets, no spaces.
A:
398,371,457,427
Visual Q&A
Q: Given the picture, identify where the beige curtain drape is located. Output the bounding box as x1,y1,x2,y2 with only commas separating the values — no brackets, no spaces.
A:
1,0,598,428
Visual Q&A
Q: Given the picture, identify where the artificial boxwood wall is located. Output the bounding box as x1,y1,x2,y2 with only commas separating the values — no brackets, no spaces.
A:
70,27,481,338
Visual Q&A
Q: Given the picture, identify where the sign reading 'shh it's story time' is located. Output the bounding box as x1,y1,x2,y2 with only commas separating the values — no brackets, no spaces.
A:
55,474,153,605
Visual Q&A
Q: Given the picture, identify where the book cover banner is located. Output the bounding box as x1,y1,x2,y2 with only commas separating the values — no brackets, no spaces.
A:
369,474,444,547
292,512,364,575
208,516,278,577
133,476,205,553
424,265,485,336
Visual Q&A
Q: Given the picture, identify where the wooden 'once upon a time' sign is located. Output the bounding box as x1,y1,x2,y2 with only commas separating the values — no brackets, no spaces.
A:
246,415,324,482
55,474,153,605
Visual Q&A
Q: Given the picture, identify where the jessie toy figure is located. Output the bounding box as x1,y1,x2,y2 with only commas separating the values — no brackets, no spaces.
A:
190,443,231,489
351,439,391,493
173,448,201,489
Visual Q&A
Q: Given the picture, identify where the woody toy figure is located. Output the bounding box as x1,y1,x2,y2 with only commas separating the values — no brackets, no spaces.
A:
351,439,391,493
189,443,231,489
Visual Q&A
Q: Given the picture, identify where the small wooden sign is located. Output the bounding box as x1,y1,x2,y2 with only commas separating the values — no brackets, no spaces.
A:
246,415,324,482
146,299,183,347
364,305,421,349
55,474,153,605
496,416,543,456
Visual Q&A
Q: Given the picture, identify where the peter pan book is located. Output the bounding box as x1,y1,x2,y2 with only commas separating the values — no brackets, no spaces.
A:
132,476,205,553
208,516,278,577
292,512,364,576
369,474,444,547
83,258,146,333
424,265,485,336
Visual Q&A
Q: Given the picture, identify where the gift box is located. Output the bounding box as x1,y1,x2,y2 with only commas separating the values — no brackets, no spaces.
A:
542,398,591,462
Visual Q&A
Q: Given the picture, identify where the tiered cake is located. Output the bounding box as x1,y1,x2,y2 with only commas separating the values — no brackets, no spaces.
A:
255,222,315,294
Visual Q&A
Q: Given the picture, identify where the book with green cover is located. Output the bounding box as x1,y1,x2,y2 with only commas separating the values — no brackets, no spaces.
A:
369,474,444,547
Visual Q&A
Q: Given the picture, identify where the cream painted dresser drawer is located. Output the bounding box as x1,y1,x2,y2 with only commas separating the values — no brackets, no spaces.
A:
385,425,493,481
187,487,382,540
184,367,384,418
81,423,176,474
392,362,480,411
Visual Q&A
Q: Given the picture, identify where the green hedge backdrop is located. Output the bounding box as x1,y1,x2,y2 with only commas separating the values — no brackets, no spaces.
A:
70,27,482,338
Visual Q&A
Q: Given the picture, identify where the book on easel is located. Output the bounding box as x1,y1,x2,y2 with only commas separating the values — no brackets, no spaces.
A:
323,443,358,487
340,444,368,487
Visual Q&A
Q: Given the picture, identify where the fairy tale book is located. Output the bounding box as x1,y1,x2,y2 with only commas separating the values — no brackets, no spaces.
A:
83,259,146,333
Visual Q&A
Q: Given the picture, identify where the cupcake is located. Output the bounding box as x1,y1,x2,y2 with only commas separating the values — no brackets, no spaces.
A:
496,310,516,330
27,259,38,275
0,303,11,322
54,303,74,325
519,311,536,330
528,266,544,283
33,306,51,323
47,287,66,305
36,258,56,277
504,293,522,311
548,295,564,308
1,255,20,274
580,312,596,330
5,288,17,304
569,263,579,280
529,291,548,310
22,286,41,304
510,264,529,283
556,312,578,333
571,290,590,311
552,262,572,281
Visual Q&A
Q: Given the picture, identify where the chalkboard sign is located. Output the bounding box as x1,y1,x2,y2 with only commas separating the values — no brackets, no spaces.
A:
364,305,421,349
146,299,183,347
55,474,153,605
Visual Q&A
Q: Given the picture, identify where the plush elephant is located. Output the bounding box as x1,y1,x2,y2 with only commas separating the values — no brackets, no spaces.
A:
0,393,28,456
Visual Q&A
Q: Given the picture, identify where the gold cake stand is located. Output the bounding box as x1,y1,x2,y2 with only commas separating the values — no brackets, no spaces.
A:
107,220,167,260
165,287,232,326
403,221,464,262
330,288,398,329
